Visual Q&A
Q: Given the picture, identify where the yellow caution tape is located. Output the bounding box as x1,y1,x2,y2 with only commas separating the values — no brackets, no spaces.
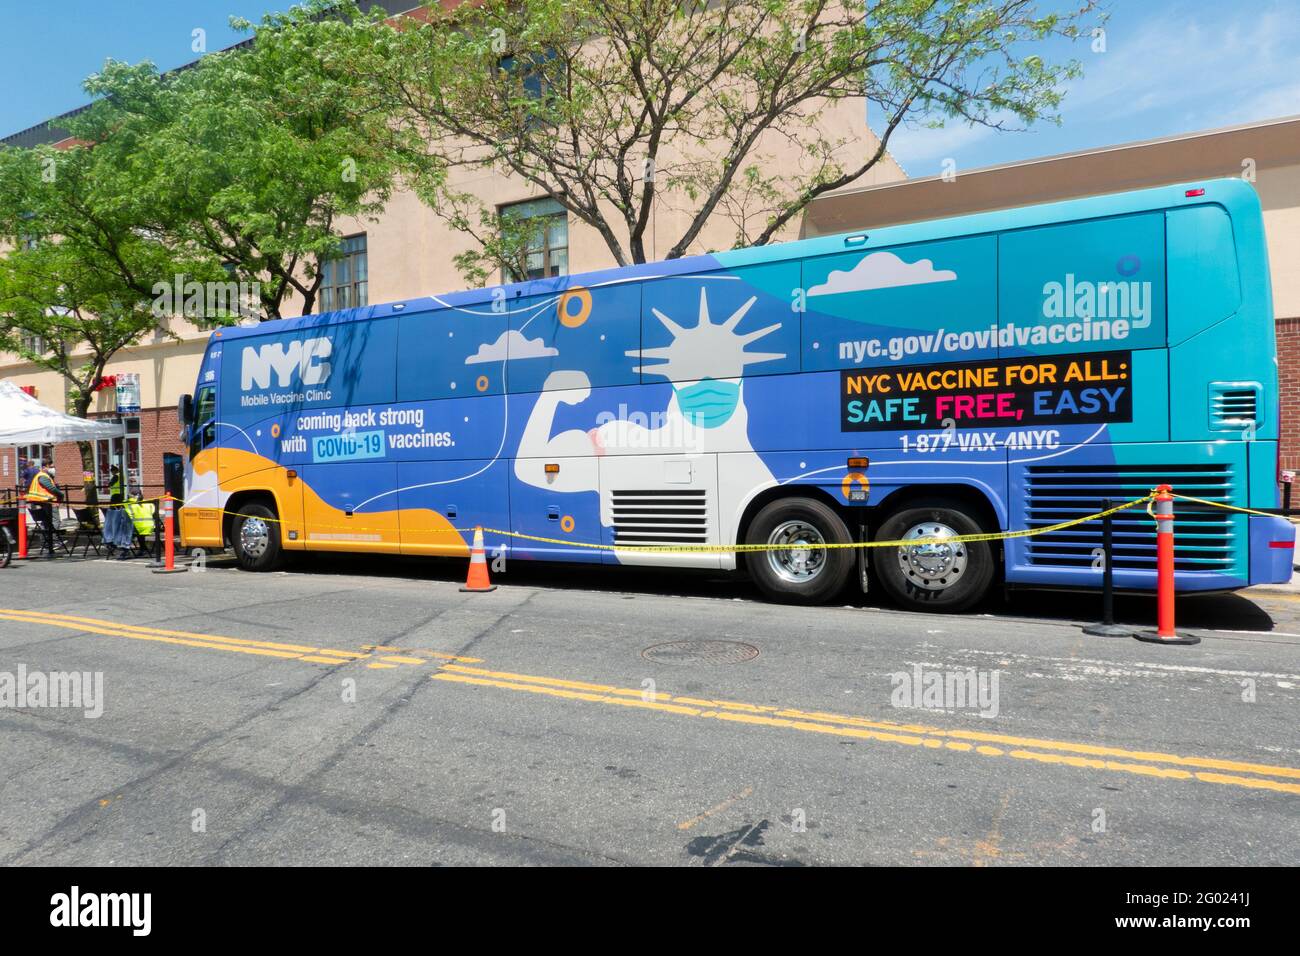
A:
56,488,1282,556
1167,492,1281,519
460,496,1153,554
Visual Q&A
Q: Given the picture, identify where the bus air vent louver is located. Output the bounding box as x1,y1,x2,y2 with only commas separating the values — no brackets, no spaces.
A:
611,489,708,545
1209,382,1261,432
1023,463,1234,571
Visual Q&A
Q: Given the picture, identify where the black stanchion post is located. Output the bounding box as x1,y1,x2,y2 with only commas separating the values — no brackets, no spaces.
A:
146,505,164,568
1084,498,1135,638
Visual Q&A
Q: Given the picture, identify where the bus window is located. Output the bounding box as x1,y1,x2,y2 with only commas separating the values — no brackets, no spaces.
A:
998,212,1167,355
189,385,216,459
397,304,506,401
1166,204,1241,346
801,235,997,371
507,283,642,393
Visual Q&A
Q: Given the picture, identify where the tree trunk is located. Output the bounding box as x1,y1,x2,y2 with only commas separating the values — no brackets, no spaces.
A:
77,440,98,508
71,390,99,509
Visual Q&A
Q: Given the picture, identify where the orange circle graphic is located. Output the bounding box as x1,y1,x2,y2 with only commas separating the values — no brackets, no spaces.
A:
271,423,281,438
558,288,593,328
476,375,490,392
841,472,870,500
560,515,576,533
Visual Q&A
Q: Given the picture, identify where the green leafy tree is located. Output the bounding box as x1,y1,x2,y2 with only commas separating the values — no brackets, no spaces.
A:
0,145,204,500
70,0,414,318
347,0,1100,269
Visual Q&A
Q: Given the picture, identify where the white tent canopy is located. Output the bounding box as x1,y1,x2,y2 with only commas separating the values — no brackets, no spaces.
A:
0,380,126,446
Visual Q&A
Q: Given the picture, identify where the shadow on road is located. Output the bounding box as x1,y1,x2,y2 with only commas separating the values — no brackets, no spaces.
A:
183,548,1289,635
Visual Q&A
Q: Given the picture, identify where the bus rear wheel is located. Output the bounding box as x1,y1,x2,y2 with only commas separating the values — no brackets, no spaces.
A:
231,502,284,572
744,497,854,605
871,498,994,613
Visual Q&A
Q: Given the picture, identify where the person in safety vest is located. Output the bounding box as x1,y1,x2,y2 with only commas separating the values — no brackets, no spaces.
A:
108,465,124,505
26,461,64,558
120,493,156,560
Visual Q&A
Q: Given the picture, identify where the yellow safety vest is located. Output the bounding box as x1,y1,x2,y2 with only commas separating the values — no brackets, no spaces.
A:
125,500,156,536
26,471,57,503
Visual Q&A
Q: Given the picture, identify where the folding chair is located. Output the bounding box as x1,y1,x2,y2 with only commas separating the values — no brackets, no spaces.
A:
69,507,104,557
28,505,71,557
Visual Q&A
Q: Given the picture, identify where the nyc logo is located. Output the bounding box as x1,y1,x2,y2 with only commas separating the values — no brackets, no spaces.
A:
241,337,333,390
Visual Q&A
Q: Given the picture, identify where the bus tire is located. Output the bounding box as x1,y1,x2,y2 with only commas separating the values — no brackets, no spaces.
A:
871,498,993,613
231,502,284,572
744,497,854,605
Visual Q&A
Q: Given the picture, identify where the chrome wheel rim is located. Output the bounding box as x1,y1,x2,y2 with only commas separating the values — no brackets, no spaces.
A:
239,517,270,559
766,520,827,584
897,521,966,591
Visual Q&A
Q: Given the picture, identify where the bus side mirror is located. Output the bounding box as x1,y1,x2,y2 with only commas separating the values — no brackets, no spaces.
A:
179,394,194,425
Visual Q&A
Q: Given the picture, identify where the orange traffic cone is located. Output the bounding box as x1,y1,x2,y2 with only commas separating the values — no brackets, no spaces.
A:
460,526,498,592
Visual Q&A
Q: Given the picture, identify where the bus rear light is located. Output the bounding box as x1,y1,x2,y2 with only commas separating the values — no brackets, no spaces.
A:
1269,541,1293,549
1185,188,1206,197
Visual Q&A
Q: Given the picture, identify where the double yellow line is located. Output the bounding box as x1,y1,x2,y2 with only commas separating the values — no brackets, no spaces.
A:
0,608,480,668
4,607,1298,797
431,664,1300,796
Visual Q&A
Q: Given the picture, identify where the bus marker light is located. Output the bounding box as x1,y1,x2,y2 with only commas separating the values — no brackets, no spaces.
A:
847,457,869,469
1185,188,1205,197
545,463,560,474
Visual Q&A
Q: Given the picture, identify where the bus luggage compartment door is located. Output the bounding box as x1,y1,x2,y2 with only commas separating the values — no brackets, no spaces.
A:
599,454,720,569
509,456,605,563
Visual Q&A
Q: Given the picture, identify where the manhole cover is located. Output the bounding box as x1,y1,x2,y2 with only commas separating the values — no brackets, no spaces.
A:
641,640,759,665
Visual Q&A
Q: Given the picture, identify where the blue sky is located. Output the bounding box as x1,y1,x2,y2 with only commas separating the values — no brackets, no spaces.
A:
1,0,1297,173
0,0,291,136
886,0,1300,174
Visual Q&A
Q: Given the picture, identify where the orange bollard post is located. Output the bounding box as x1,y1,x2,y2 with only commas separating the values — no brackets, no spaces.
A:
151,494,187,574
459,526,497,592
16,493,27,559
1135,484,1200,645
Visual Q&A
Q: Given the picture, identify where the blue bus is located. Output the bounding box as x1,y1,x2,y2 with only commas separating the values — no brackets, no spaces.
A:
178,178,1295,608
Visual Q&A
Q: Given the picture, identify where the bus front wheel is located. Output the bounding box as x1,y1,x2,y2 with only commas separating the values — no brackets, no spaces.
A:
231,502,284,572
871,498,994,612
744,497,854,605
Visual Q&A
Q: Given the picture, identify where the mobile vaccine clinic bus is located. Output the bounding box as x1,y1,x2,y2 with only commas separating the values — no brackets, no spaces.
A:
178,178,1295,609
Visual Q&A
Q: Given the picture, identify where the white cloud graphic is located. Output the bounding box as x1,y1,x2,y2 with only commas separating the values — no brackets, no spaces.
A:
807,251,957,296
465,329,559,365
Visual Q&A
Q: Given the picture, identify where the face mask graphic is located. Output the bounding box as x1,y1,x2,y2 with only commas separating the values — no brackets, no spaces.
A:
674,379,740,428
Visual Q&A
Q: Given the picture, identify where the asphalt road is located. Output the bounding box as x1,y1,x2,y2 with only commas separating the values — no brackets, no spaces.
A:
1,550,1297,866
